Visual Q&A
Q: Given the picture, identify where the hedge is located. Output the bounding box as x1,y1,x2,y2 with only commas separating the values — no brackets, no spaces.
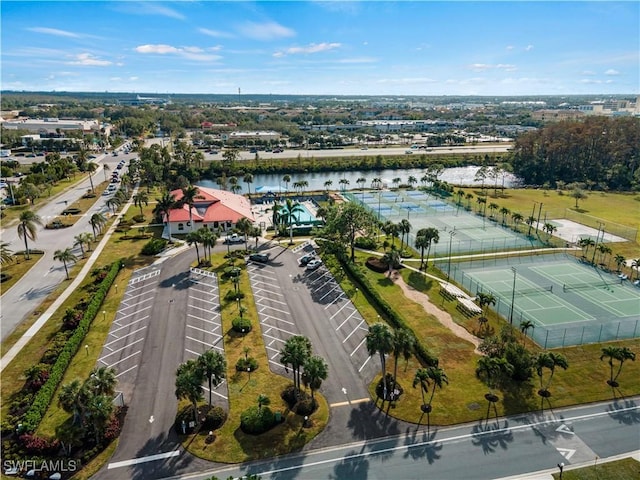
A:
337,255,439,368
21,259,123,432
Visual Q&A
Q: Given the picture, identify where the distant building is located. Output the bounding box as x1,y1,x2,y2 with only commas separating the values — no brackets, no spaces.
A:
165,186,254,234
530,110,584,122
222,131,281,141
1,118,101,134
578,97,639,117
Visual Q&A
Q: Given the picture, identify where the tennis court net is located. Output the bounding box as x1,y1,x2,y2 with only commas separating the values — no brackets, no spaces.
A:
516,285,554,296
563,282,610,292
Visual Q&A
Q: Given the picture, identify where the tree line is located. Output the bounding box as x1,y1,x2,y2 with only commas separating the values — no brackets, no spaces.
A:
511,116,640,191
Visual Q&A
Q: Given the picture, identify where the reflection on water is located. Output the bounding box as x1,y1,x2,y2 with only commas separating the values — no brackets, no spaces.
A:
200,166,520,192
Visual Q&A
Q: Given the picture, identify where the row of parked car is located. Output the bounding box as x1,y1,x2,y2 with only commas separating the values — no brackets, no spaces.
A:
246,247,322,271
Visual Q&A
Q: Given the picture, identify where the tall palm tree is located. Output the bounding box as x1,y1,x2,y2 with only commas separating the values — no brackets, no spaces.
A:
398,219,412,252
535,352,569,396
243,173,254,195
415,227,439,269
511,212,523,232
465,193,474,209
198,228,217,263
282,174,291,193
614,254,626,273
175,360,205,423
476,356,512,399
279,335,312,399
58,379,85,425
338,178,350,192
520,320,534,345
54,248,78,280
632,258,640,280
89,212,107,240
197,350,227,406
356,177,367,190
102,163,110,182
414,365,448,426
1,242,14,265
106,196,122,214
235,217,253,250
257,394,271,410
391,328,415,397
301,355,328,403
186,230,203,264
382,249,401,274
85,393,114,443
282,199,304,245
476,292,496,328
17,210,43,259
499,206,511,225
180,185,202,233
85,161,97,194
133,191,149,217
600,346,635,387
366,323,394,401
415,232,430,271
578,237,595,258
323,180,333,192
154,191,177,241
407,175,418,189
271,203,283,230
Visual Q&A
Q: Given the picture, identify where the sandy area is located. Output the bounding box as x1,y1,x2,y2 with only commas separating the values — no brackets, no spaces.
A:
387,270,482,355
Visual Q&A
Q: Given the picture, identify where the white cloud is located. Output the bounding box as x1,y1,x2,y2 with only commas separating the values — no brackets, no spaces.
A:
139,3,185,20
525,45,534,51
135,44,221,62
28,27,80,38
377,77,436,85
604,69,620,76
506,45,514,51
274,42,341,57
237,21,295,41
469,63,516,72
199,28,235,39
470,63,491,71
335,57,377,64
67,53,112,66
581,70,596,76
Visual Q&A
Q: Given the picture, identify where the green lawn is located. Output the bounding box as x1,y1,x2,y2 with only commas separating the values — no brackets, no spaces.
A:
552,457,640,480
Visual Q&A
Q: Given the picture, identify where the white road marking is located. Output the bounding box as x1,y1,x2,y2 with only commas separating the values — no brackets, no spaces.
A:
343,320,366,343
99,337,145,360
115,365,137,378
107,450,180,469
106,326,146,345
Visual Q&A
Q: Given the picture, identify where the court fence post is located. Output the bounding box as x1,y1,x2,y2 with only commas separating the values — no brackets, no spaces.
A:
562,329,566,347
580,327,585,345
598,324,603,342
634,320,638,338
615,322,621,340
544,330,549,350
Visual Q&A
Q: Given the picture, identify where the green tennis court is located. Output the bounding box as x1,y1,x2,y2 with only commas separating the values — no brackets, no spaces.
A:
450,254,640,348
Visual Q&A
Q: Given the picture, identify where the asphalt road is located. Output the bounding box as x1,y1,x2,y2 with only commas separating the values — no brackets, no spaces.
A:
159,397,640,480
0,150,135,340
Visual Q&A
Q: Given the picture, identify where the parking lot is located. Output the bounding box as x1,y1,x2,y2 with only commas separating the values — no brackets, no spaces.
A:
247,246,377,405
97,267,161,402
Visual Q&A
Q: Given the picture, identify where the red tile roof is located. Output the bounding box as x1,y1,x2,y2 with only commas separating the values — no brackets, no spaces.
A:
167,186,254,224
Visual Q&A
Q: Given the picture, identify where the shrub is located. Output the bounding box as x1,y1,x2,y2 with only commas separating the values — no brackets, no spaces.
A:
103,416,122,441
224,290,245,302
375,373,404,401
365,257,388,273
281,384,298,407
0,273,11,283
132,214,145,223
202,406,227,430
235,357,258,372
293,397,317,416
174,406,198,435
231,316,251,333
141,238,167,255
19,433,59,455
354,236,378,250
240,406,276,435
62,308,83,330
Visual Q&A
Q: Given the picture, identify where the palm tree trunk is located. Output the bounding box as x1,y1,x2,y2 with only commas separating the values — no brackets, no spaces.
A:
208,377,212,406
23,233,30,260
63,261,69,280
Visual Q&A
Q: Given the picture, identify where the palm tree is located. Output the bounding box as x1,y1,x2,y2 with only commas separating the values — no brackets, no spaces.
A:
415,227,439,269
102,163,110,182
398,219,412,252
413,365,448,427
476,356,513,404
230,184,242,194
632,258,640,280
597,244,612,266
371,177,382,190
535,352,569,396
323,180,333,192
89,212,107,240
282,199,304,245
133,191,149,217
476,292,496,327
186,230,202,264
257,394,271,410
392,177,402,189
488,202,499,219
106,196,122,214
197,350,227,406
414,232,430,271
198,228,218,262
282,174,291,192
601,346,635,387
175,359,205,423
407,175,418,189
279,335,312,399
1,242,14,265
520,320,534,345
356,177,367,190
338,178,350,192
180,185,202,232
301,355,328,403
154,191,177,241
58,379,85,425
243,173,254,195
465,193,474,210
499,206,511,225
511,212,523,232
235,217,253,250
54,248,78,280
391,328,415,397
85,161,97,194
579,237,596,259
85,393,114,443
366,323,394,401
17,210,43,259
88,367,117,397
382,249,401,274
614,254,625,273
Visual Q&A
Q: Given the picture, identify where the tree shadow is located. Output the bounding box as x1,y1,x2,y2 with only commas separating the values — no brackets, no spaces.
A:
158,270,191,290
406,271,433,292
328,449,370,480
346,401,401,441
471,420,514,455
607,398,640,425
402,427,442,464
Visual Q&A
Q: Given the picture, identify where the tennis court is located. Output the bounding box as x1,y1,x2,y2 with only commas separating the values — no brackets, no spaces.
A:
346,190,542,255
449,254,640,348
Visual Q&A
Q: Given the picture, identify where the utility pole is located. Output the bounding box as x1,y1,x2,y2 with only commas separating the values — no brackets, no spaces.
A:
509,267,517,325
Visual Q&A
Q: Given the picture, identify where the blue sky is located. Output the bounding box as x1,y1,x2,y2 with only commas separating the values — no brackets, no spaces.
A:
2,1,638,96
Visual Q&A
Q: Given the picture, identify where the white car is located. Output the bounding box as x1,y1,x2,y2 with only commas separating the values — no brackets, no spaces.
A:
224,234,245,244
306,259,323,271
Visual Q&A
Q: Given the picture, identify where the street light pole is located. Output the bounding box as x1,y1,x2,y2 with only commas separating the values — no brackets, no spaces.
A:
446,229,457,283
509,267,517,325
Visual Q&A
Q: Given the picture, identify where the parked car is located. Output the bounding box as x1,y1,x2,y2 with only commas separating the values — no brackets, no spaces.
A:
223,233,245,244
249,253,269,263
306,259,323,271
298,253,316,266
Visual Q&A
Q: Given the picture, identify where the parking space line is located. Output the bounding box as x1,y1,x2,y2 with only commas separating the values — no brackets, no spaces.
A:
260,322,297,336
189,286,217,295
187,313,220,323
99,337,145,361
199,318,221,327
188,295,219,305
106,325,146,344
203,383,228,400
262,331,290,344
190,304,219,314
319,284,341,301
108,318,145,336
253,288,284,297
252,280,281,289
310,272,332,286
118,299,154,312
358,355,373,372
336,309,360,330
324,291,346,309
185,335,222,348
351,337,367,357
343,320,366,343
259,305,291,315
115,365,138,378
105,351,141,368
261,314,294,326
186,324,218,335
330,300,352,319
256,297,288,306
251,272,278,282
